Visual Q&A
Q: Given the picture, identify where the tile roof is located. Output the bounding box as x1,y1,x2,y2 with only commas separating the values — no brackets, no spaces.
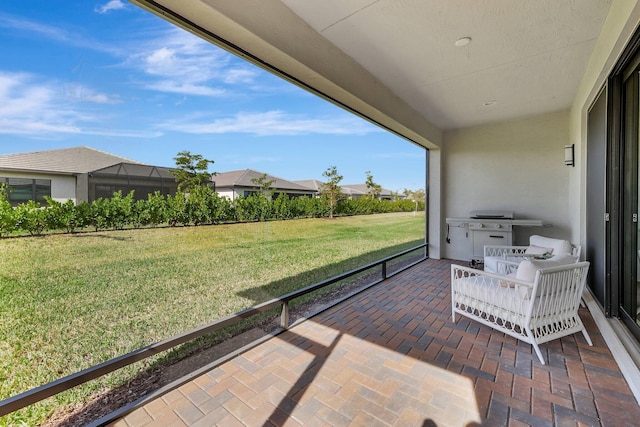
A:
295,181,399,197
342,183,395,196
214,169,315,192
294,179,323,191
0,146,144,174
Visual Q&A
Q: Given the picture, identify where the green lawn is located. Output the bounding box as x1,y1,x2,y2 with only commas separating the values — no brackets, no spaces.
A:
0,212,425,426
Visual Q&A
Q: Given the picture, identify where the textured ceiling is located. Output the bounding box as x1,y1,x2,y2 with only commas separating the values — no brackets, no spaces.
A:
280,0,613,130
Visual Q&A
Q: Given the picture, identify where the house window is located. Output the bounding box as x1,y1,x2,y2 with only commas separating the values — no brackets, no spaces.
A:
1,177,52,206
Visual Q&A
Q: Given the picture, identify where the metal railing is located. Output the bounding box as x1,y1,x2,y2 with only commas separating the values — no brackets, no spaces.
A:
0,244,426,417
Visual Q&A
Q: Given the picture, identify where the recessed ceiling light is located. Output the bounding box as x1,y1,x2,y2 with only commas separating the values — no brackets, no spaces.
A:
483,100,497,106
455,37,471,47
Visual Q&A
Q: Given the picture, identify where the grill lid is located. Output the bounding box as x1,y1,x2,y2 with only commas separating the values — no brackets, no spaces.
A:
469,210,514,219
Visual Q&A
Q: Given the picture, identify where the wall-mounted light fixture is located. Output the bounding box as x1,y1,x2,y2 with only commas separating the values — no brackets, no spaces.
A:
564,144,575,167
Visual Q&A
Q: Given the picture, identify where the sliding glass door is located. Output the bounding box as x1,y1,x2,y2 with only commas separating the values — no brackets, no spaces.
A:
619,59,640,337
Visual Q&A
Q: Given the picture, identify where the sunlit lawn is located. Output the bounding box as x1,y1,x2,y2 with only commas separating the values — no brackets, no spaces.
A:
0,212,425,426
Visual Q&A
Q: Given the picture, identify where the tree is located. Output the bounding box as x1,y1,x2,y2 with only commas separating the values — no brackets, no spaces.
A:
365,170,382,199
403,188,426,213
171,151,216,192
403,188,426,204
251,173,276,199
320,166,343,219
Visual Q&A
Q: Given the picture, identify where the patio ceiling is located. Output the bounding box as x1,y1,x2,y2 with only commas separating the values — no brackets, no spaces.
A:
279,0,612,130
134,0,612,146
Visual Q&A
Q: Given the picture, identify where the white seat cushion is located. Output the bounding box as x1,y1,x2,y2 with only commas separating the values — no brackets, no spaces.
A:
515,253,578,282
529,235,573,255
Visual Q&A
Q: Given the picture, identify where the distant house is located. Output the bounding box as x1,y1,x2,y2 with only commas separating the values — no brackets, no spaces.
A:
0,146,177,206
294,179,323,193
0,147,401,206
214,169,316,200
295,179,401,200
341,184,401,200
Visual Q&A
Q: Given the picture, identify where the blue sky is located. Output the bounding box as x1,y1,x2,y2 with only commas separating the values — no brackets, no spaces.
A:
0,1,426,192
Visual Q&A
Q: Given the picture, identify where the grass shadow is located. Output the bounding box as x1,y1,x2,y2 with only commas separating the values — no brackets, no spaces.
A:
43,241,424,426
236,239,425,304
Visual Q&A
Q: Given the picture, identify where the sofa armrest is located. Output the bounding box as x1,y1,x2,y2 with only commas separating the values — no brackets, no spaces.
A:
451,263,533,290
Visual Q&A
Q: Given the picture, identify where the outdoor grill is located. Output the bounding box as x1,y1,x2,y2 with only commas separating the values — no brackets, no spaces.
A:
467,210,514,260
445,210,544,262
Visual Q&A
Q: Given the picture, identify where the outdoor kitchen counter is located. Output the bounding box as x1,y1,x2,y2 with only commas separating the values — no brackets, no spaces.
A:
445,218,544,226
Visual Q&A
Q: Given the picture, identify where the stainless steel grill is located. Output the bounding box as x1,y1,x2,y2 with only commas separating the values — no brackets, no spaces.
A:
445,210,544,262
468,211,514,261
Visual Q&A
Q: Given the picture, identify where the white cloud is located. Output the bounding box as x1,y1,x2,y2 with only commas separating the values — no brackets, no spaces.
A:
0,72,154,138
95,0,127,14
0,11,257,99
60,83,121,104
0,13,68,41
0,12,272,98
160,110,381,136
223,69,258,84
0,13,121,55
78,128,162,138
145,81,226,97
125,28,258,96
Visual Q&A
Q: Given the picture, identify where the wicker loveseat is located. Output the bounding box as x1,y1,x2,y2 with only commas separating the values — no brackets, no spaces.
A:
451,259,592,364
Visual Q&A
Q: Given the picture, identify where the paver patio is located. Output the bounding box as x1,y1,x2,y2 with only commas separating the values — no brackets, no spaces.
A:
103,258,640,426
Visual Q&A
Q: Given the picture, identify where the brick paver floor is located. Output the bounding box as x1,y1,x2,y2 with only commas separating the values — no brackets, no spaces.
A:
104,259,640,426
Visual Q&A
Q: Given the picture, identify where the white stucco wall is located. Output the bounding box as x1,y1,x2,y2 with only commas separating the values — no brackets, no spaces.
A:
216,189,236,200
442,110,572,260
0,171,77,204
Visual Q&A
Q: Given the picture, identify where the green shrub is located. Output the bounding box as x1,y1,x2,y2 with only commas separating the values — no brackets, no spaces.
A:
89,198,108,231
0,184,426,238
166,191,190,226
131,198,150,228
145,191,168,226
231,195,249,222
272,193,292,220
14,200,48,235
107,191,135,229
195,187,232,224
74,201,93,229
0,200,16,237
45,197,83,233
186,186,213,226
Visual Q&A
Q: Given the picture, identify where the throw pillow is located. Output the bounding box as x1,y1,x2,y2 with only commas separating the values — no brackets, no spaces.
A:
529,235,573,255
525,245,552,255
515,253,578,283
516,260,537,283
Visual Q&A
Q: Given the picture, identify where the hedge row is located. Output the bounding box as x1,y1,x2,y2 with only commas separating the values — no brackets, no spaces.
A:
0,187,424,237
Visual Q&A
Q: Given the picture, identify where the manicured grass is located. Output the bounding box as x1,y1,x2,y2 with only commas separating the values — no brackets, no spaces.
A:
0,212,424,426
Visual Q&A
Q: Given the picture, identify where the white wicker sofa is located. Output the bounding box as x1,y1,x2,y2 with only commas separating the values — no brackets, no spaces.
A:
451,257,592,364
484,235,581,274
